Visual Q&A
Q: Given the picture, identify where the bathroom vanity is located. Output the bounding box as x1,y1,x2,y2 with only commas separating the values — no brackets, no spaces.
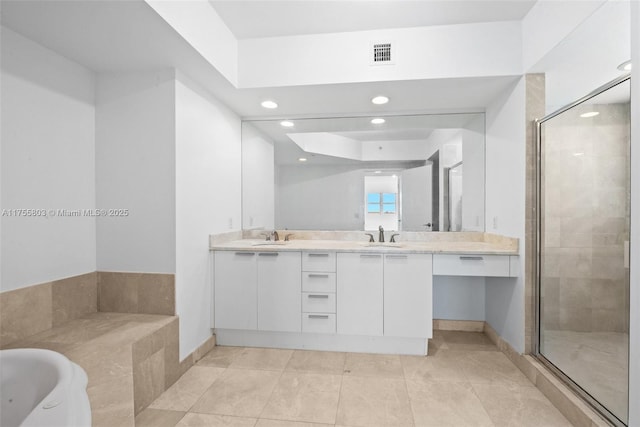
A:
210,232,518,355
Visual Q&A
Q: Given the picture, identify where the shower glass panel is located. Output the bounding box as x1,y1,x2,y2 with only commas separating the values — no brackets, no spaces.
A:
537,76,630,426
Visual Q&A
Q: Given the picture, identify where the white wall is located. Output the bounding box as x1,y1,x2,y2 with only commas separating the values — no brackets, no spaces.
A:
146,0,238,86
528,1,631,112
433,277,485,321
484,77,526,353
242,124,275,230
522,0,606,71
1,27,96,292
628,2,639,424
175,73,241,360
239,21,521,88
95,70,176,273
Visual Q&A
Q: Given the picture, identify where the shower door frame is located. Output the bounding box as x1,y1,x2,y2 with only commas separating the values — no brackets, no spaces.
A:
533,73,631,427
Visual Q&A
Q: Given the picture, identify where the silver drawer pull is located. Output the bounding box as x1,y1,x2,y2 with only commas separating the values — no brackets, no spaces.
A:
360,254,381,258
234,252,255,256
386,255,408,259
308,253,330,257
308,273,329,278
308,314,329,319
460,256,483,261
258,252,279,256
308,294,329,299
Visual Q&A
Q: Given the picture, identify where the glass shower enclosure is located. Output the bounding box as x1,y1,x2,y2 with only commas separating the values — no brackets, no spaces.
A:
536,75,631,426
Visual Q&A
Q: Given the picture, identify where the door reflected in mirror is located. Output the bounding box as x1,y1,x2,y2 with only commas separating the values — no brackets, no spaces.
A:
242,113,485,232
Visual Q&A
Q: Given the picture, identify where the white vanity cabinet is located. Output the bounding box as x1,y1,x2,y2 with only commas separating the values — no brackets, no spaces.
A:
336,253,384,336
212,241,513,355
383,253,433,338
301,252,337,334
336,252,433,339
214,250,301,333
214,251,258,330
257,252,302,333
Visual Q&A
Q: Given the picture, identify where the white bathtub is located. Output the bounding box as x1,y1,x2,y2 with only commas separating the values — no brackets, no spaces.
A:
0,348,91,427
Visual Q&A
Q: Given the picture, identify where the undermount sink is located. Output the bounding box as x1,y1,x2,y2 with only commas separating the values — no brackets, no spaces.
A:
251,241,288,246
364,243,403,248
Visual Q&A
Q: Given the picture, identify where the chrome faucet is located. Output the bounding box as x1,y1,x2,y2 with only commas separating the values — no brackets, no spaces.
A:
390,234,399,243
365,233,375,242
378,226,385,243
272,230,280,241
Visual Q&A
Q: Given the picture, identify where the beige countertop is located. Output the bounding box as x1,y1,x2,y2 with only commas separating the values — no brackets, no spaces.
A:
209,238,519,255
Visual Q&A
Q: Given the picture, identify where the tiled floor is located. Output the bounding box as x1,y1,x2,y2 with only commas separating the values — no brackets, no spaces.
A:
542,330,628,422
136,331,572,427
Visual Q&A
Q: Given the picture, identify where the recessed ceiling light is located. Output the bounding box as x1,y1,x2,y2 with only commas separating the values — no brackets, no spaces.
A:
371,96,389,105
261,100,278,109
580,111,599,118
280,120,294,127
374,170,382,174
617,60,632,72
573,152,585,157
298,157,307,162
371,118,385,124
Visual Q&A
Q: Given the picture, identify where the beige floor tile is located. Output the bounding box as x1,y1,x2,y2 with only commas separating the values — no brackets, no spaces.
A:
256,418,333,427
285,350,346,375
439,331,498,352
261,372,342,424
472,383,573,427
149,366,226,411
198,346,244,368
343,352,403,378
335,376,414,427
453,351,532,386
191,368,281,417
229,347,293,371
400,354,467,382
177,413,257,426
256,420,332,427
135,408,185,427
406,380,493,427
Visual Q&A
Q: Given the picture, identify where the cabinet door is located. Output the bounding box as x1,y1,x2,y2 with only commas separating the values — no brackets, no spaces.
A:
257,252,302,332
337,253,383,336
384,253,433,338
214,251,257,330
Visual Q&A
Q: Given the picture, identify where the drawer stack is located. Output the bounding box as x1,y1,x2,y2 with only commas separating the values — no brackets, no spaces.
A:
301,252,336,333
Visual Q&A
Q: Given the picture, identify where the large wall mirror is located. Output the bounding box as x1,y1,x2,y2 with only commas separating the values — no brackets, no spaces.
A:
242,113,485,232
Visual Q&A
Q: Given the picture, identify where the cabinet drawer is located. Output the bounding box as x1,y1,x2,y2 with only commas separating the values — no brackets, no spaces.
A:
302,292,336,313
302,272,336,292
302,252,336,272
302,313,336,334
433,254,511,277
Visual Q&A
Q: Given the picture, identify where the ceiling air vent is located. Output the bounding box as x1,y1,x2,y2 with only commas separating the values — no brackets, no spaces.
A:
370,42,394,66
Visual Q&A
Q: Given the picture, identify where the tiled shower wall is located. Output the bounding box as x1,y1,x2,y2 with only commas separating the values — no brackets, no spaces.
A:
542,102,631,333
